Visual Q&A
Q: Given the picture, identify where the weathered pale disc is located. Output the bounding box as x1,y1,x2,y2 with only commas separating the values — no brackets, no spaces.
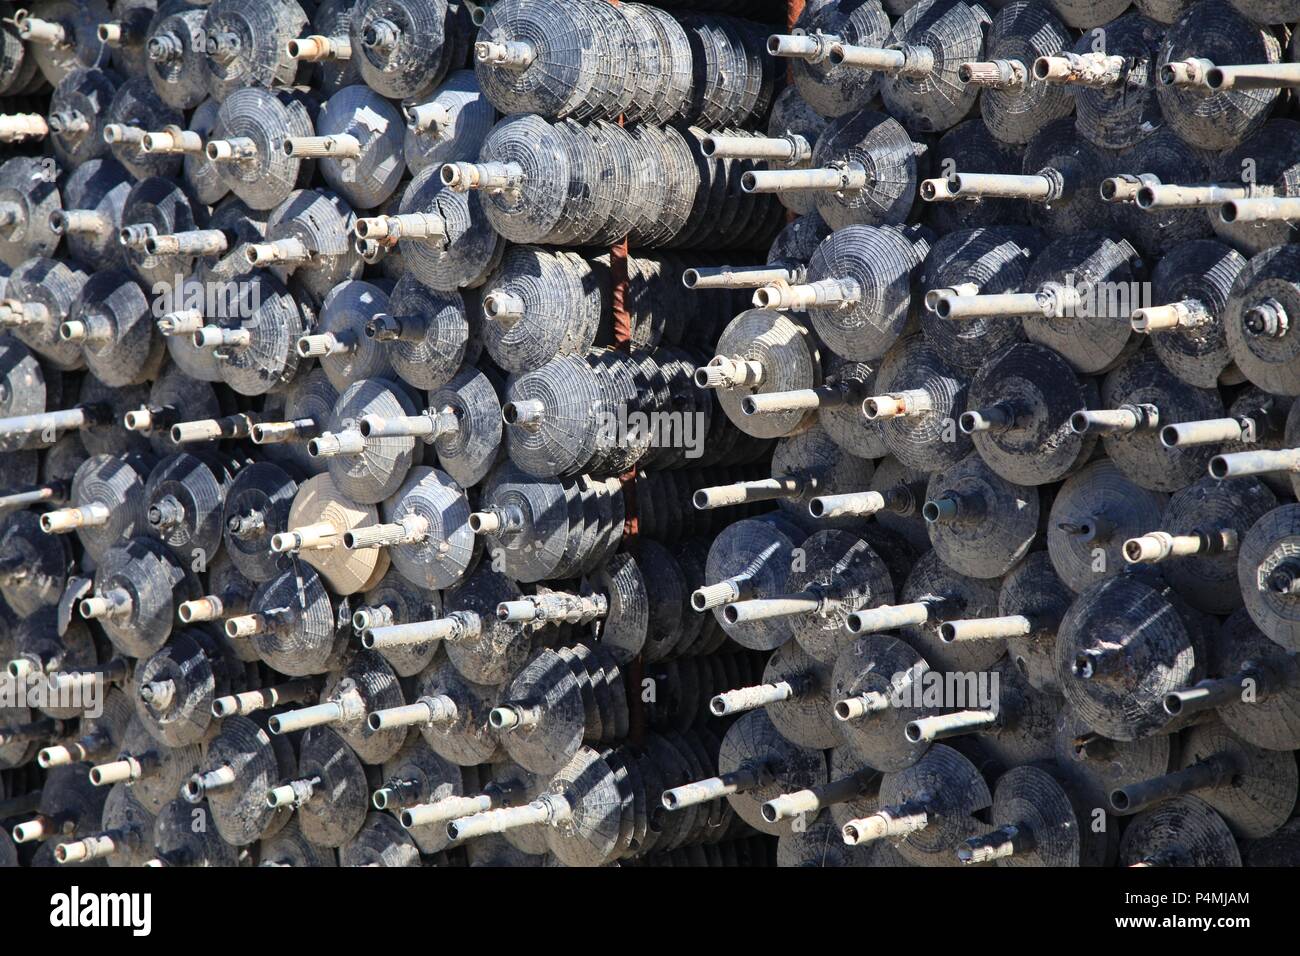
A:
157,275,222,383
920,228,1035,372
503,354,602,479
804,225,925,362
144,5,208,110
583,553,649,665
144,451,234,567
105,76,183,180
1067,13,1164,151
261,189,362,304
808,109,918,230
287,473,388,595
350,0,448,100
771,422,876,524
1155,2,1278,152
542,746,626,868
381,274,473,390
4,256,89,370
209,273,306,397
0,336,56,454
120,176,204,288
428,366,502,488
200,0,308,97
181,99,228,207
438,567,525,686
785,0,889,118
477,463,573,583
55,155,130,269
404,69,496,174
311,85,406,209
207,87,315,211
711,309,821,439
976,2,1073,145
19,0,110,85
479,245,604,373
876,0,987,134
738,640,838,750
396,167,504,291
312,279,395,392
762,87,830,218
